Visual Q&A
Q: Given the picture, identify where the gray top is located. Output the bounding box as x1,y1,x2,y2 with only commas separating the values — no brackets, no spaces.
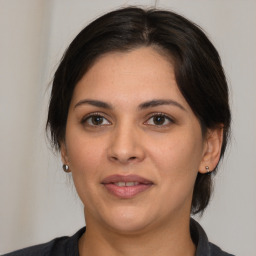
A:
3,218,235,256
190,218,234,256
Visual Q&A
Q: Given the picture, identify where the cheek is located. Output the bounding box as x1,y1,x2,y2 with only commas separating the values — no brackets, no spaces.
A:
68,139,105,173
148,129,204,193
147,132,203,212
65,133,107,207
65,124,107,186
151,132,203,171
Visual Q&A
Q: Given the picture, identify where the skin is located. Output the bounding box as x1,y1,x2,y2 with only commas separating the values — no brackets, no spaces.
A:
61,47,223,256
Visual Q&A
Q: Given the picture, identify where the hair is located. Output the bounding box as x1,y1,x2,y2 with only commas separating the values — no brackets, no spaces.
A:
46,7,231,214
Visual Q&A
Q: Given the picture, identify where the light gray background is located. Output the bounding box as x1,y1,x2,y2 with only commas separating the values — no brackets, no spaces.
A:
0,0,255,255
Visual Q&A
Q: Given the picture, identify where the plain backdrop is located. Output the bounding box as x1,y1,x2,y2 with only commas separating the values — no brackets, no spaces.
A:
0,0,255,255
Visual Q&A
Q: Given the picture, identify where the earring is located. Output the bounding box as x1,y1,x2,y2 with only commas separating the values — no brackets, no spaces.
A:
62,164,70,173
205,166,210,174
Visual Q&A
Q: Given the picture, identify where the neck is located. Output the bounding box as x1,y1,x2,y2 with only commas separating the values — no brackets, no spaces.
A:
79,215,196,256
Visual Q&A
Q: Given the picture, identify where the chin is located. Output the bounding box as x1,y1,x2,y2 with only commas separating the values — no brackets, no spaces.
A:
107,220,151,235
100,206,155,234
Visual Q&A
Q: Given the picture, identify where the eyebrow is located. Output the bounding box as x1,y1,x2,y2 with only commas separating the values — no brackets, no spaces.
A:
74,99,186,111
74,99,113,109
138,99,186,111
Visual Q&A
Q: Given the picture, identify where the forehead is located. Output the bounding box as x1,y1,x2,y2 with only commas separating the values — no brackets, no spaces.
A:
70,47,189,109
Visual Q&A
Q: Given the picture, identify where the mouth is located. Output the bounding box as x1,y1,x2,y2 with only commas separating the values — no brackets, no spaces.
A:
101,175,154,199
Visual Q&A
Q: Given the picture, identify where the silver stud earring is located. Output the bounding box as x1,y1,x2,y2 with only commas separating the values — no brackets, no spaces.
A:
205,166,210,174
62,164,70,173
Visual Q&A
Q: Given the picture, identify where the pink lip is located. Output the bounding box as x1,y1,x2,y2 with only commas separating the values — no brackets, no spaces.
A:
102,175,154,199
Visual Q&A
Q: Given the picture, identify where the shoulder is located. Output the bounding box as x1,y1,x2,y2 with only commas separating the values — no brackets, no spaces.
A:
190,218,235,256
2,227,85,256
2,238,65,256
209,242,235,256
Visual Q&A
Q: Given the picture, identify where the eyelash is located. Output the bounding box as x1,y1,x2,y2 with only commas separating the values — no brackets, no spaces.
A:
81,112,174,127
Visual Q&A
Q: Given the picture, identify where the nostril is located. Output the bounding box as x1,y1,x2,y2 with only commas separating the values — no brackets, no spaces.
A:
111,156,118,161
129,157,136,161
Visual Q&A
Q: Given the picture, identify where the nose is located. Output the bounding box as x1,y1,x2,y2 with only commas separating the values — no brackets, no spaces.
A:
107,124,145,165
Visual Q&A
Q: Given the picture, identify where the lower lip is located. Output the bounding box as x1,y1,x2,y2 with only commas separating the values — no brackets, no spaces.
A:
103,183,152,199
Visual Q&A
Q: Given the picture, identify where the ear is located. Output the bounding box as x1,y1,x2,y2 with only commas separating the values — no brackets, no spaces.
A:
60,142,69,165
199,126,224,174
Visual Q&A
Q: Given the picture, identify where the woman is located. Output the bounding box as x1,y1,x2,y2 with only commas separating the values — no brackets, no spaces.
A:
4,7,234,256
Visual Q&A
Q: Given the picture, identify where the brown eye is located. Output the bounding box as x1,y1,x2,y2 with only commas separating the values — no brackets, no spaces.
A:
145,114,173,126
83,114,111,126
91,116,104,125
153,116,166,125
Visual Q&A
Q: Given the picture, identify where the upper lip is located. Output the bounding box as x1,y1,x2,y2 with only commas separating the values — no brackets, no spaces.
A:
101,174,153,184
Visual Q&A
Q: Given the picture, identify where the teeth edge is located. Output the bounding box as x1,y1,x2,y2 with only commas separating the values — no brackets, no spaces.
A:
115,181,139,187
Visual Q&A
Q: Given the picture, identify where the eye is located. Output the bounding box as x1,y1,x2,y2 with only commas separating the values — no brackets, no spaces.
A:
82,113,111,126
145,113,174,126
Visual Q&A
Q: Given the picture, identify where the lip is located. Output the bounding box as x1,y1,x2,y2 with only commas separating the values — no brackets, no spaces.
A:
101,174,154,199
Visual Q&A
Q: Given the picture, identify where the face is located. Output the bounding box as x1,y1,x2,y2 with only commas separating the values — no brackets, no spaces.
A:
62,47,213,234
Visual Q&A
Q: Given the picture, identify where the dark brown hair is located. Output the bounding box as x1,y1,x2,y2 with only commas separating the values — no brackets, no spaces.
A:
46,7,231,214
